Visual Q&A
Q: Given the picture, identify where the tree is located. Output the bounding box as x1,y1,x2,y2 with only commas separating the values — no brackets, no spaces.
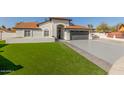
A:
96,23,110,32
110,26,116,32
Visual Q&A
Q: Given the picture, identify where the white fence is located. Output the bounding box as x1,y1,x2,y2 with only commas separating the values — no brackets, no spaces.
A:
92,33,107,39
6,37,55,44
92,32,124,42
0,32,55,43
0,32,16,40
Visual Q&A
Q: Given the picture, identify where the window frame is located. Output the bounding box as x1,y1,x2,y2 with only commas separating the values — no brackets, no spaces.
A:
44,29,49,37
24,30,31,37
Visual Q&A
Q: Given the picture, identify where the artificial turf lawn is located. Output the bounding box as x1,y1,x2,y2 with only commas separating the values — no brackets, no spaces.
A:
0,41,106,75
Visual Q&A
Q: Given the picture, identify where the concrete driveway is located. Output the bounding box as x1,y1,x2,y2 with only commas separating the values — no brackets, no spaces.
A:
69,39,124,65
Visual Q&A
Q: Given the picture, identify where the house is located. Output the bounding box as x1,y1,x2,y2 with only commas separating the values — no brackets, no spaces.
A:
107,24,124,38
14,17,90,42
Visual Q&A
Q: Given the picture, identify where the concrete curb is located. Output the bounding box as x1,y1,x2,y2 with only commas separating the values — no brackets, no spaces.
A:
64,42,112,72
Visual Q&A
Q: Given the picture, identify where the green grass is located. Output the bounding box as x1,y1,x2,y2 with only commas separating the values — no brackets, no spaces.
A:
0,40,5,44
0,41,106,75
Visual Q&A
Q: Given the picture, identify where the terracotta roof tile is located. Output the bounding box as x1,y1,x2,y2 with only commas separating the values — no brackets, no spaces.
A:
0,28,7,32
14,22,39,29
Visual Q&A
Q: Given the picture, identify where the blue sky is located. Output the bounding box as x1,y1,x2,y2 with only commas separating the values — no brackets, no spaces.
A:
0,17,124,28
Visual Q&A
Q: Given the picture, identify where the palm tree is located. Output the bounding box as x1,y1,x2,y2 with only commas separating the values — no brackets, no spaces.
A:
110,26,116,32
88,24,93,39
88,24,93,32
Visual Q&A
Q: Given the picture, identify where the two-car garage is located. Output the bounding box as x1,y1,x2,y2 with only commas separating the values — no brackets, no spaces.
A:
65,25,90,40
70,31,89,40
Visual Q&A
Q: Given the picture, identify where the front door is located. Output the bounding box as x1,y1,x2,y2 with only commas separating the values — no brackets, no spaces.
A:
57,25,64,39
57,28,62,39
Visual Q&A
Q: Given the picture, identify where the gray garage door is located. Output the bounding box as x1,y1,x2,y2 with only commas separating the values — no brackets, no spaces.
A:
70,31,89,40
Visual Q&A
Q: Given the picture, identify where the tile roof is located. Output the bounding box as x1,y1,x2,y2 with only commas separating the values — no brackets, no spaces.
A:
0,28,7,32
0,30,4,32
14,22,39,29
65,25,89,29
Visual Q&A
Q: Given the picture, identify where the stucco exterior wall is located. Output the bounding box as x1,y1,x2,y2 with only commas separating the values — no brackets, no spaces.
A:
16,29,42,38
64,30,70,40
16,29,25,37
39,22,52,37
32,30,43,37
52,19,70,38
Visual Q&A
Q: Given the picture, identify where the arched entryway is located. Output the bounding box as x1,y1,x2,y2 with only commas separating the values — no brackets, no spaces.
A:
57,24,64,39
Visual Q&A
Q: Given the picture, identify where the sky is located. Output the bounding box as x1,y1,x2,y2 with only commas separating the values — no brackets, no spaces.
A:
1,17,124,28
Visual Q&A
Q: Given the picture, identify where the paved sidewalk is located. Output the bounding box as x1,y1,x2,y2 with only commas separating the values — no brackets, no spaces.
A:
109,56,124,75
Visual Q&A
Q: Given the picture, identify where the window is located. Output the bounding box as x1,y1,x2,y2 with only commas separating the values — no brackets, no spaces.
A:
44,29,49,37
24,30,31,37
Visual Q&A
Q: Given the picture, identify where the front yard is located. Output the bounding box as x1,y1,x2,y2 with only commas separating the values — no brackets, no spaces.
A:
0,41,106,75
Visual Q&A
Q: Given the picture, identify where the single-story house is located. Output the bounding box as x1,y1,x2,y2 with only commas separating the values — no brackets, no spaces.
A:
14,17,90,41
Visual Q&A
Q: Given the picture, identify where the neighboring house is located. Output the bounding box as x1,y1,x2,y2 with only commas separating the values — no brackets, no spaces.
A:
14,17,90,41
107,24,124,38
0,27,17,40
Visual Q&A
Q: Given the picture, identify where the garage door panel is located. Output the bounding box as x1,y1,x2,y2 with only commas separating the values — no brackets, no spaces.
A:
71,31,88,35
70,31,89,40
71,35,88,40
